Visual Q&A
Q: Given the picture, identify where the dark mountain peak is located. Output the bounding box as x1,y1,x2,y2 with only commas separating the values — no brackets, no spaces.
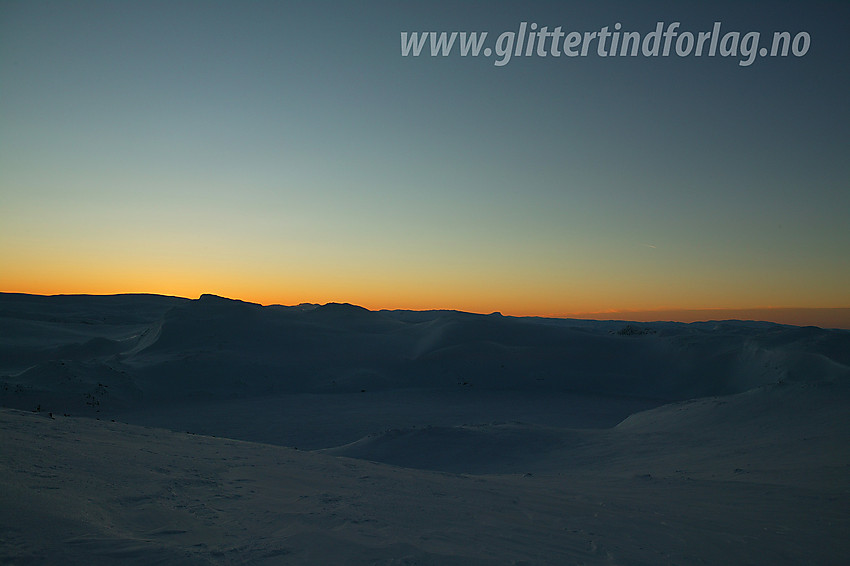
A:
317,302,371,314
197,294,250,305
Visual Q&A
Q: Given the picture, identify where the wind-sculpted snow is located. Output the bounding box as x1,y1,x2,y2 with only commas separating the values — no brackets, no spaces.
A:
1,293,848,415
320,422,582,474
321,381,850,481
2,382,848,565
2,293,849,565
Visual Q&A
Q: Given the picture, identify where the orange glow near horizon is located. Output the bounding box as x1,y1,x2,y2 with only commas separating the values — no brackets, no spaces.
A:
2,3,849,334
3,222,849,327
3,273,849,329
37,266,838,317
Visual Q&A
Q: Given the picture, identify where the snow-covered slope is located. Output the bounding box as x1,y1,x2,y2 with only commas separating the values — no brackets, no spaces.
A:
2,384,848,565
1,293,848,564
2,293,848,417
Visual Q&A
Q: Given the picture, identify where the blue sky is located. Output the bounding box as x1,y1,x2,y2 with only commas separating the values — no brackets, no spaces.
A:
1,1,848,319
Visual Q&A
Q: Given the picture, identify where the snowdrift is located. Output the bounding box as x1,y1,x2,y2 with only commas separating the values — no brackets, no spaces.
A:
2,293,849,564
2,381,848,565
2,293,848,417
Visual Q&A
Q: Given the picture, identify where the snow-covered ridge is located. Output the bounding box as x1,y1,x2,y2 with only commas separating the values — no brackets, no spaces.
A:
2,293,849,564
1,293,847,416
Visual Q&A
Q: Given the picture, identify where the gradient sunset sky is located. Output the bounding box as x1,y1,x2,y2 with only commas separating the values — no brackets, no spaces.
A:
2,1,848,323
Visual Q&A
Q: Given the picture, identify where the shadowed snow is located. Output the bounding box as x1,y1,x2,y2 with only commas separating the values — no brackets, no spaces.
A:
1,293,848,565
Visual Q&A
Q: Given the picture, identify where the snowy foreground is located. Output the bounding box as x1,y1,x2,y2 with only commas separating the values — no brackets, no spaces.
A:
1,293,849,564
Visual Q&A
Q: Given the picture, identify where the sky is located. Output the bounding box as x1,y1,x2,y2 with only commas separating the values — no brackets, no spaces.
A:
1,1,849,325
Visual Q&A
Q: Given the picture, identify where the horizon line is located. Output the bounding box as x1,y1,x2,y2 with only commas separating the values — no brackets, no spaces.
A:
3,291,849,329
